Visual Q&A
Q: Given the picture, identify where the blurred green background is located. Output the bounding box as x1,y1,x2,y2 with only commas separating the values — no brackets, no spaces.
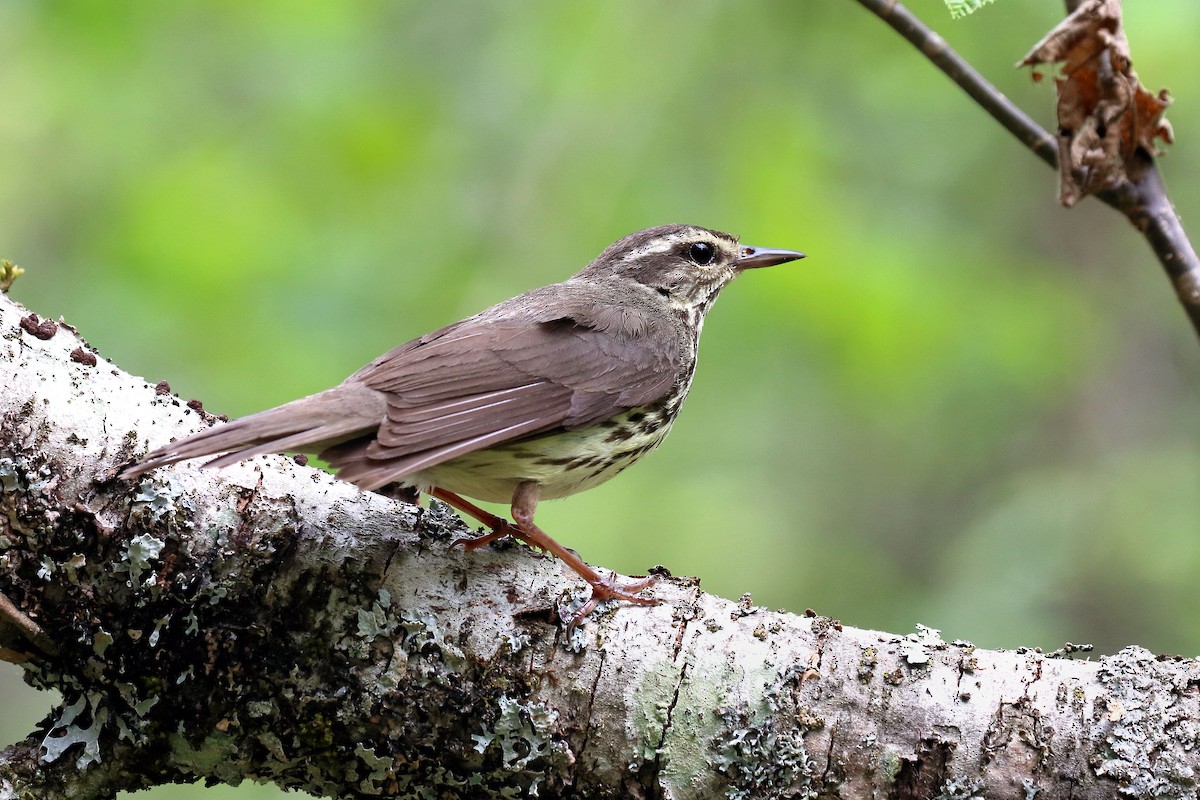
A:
2,1,1198,797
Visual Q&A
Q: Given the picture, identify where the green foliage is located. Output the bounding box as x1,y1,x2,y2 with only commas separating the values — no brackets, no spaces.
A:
945,0,1000,18
0,260,22,293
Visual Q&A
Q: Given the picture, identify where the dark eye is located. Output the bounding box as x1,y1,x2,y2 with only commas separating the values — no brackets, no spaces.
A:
687,242,715,265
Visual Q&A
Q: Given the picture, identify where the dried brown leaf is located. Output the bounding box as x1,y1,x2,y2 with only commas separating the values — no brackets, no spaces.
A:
1020,0,1173,206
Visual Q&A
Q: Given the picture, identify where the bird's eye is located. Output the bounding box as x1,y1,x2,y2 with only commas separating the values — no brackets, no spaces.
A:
687,242,716,265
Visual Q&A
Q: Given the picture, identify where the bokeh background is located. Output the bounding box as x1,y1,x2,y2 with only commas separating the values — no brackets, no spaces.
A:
2,1,1198,797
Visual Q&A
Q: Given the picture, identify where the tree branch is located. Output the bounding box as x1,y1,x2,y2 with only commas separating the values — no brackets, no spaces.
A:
853,0,1057,165
3,291,1200,797
852,0,1200,340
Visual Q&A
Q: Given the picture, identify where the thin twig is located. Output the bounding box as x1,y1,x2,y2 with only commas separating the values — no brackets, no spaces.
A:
852,0,1200,339
853,0,1057,166
0,589,59,658
1103,159,1200,330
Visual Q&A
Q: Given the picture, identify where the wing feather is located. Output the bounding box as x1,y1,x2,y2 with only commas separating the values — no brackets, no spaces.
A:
322,283,684,486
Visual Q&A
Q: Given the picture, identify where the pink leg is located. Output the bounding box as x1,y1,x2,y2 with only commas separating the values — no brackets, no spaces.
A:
433,483,659,629
430,488,516,550
508,482,658,629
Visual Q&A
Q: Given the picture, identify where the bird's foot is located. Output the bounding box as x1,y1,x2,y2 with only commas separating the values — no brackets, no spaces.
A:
589,571,659,604
433,488,518,550
450,521,514,551
567,571,660,633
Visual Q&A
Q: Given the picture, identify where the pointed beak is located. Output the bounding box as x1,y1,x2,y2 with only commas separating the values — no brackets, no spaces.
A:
735,245,807,270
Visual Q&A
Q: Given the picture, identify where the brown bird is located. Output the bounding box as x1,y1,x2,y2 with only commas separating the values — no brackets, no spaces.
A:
123,225,804,622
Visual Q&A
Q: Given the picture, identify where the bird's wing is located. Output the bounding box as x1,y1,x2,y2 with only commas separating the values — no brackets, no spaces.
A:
326,292,682,488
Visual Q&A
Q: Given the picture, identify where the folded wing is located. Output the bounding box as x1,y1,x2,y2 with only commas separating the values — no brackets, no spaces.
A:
326,293,682,489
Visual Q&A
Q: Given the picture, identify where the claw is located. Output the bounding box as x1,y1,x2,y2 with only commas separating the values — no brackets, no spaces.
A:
450,527,510,551
567,571,660,633
589,571,659,604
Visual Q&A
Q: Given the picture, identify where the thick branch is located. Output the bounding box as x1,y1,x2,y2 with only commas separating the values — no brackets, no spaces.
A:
852,0,1200,339
2,291,1199,799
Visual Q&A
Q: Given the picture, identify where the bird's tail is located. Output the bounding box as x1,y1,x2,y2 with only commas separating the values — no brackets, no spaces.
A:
121,383,386,480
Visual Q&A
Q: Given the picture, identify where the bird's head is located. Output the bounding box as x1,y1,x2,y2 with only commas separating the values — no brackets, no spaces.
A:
577,224,805,317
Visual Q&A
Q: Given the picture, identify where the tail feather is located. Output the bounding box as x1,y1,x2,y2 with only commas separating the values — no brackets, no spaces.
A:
121,383,386,479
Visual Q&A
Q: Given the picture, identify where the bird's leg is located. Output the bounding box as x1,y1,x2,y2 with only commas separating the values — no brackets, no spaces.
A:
509,481,658,627
430,488,516,550
433,483,658,627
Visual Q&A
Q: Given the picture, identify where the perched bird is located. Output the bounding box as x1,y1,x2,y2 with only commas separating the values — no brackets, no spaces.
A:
123,225,804,622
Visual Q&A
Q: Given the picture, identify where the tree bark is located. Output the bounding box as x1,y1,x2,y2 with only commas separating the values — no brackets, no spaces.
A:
1,290,1197,799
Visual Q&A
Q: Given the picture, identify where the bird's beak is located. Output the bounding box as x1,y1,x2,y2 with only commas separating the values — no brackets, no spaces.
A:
735,245,807,270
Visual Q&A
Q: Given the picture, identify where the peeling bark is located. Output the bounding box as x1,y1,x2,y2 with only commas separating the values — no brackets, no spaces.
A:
1,291,1198,799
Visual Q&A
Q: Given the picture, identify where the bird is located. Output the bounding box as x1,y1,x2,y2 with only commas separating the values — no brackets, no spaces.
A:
122,224,805,623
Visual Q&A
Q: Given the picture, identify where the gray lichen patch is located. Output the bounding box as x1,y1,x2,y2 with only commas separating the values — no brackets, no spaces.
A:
0,457,20,493
900,624,946,667
657,601,832,799
121,533,165,588
1092,647,1200,796
471,694,570,773
712,698,812,800
41,692,108,770
128,477,195,528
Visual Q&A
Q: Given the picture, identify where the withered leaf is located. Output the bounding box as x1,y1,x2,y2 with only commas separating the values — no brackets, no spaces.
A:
1020,0,1173,207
